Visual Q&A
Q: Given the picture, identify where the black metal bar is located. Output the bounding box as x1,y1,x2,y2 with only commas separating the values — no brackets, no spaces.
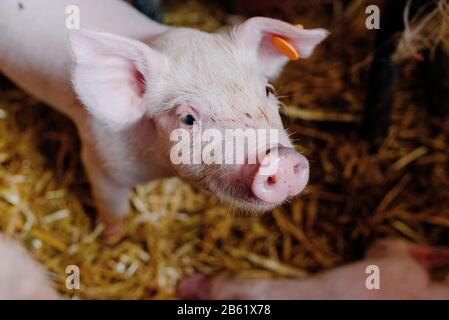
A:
360,0,407,145
423,44,449,116
131,0,164,23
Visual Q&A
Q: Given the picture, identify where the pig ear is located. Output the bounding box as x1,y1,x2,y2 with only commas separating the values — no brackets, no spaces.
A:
67,29,167,129
234,17,329,79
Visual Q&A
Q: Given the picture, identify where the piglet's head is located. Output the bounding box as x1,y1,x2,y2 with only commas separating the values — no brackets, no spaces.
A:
68,17,328,211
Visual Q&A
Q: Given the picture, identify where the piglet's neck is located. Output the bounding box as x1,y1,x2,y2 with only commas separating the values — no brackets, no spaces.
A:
126,117,174,183
85,116,173,187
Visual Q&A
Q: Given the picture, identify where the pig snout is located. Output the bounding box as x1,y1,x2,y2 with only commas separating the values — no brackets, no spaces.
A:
251,147,309,204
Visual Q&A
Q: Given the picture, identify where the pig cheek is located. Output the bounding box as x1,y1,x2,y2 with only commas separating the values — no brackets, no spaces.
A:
156,113,183,140
135,117,163,151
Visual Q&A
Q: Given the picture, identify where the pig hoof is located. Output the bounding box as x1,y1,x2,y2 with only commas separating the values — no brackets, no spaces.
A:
98,219,125,245
100,226,125,245
101,231,124,246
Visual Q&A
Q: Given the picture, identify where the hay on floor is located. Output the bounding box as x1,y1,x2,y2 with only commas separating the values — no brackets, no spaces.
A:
0,0,448,299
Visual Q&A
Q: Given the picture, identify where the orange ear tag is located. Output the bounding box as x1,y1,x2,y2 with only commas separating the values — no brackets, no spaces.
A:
271,24,304,61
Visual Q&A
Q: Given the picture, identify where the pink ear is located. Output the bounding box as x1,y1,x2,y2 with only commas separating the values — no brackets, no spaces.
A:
235,17,329,78
67,30,166,128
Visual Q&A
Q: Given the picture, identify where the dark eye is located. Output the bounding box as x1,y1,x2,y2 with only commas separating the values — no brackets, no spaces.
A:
265,84,275,97
181,114,196,126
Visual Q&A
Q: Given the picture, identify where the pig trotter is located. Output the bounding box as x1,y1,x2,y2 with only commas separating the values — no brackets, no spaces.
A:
177,274,212,300
97,214,126,246
408,244,449,270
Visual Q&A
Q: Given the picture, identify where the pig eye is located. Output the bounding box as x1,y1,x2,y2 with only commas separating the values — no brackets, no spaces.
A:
265,84,276,97
181,114,196,126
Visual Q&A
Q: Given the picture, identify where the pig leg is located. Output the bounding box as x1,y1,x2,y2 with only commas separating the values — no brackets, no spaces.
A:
81,146,131,245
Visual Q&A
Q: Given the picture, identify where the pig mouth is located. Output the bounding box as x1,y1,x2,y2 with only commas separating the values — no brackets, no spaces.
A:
213,185,281,211
179,149,310,211
192,179,277,210
201,169,281,212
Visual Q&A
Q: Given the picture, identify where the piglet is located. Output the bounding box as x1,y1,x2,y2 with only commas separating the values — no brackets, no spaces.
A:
0,0,328,244
177,239,449,300
0,236,60,300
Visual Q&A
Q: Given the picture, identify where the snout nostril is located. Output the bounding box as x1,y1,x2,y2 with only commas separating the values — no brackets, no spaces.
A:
267,176,276,186
252,147,309,204
293,163,301,174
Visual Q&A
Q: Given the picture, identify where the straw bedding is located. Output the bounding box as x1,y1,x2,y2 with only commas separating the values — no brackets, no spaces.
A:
0,0,448,299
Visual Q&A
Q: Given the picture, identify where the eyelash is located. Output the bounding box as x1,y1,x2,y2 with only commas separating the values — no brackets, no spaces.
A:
266,84,276,97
